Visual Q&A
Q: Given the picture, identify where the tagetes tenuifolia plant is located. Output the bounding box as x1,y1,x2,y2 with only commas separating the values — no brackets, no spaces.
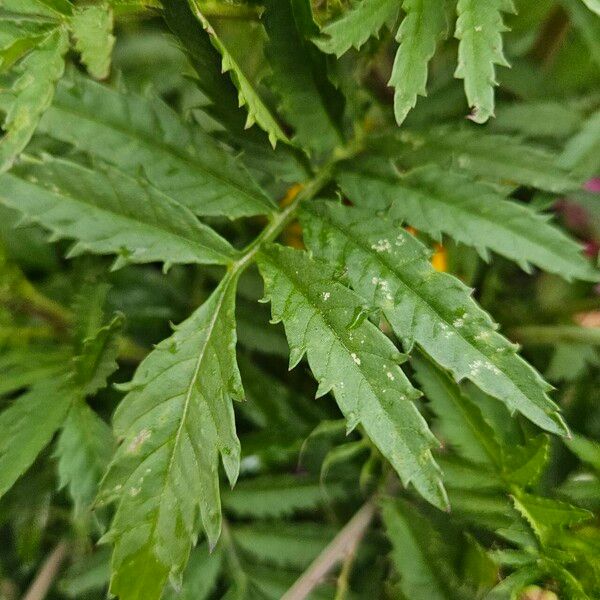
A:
0,1,599,599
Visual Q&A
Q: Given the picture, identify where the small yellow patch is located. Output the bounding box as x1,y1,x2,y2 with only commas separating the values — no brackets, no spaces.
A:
431,243,447,272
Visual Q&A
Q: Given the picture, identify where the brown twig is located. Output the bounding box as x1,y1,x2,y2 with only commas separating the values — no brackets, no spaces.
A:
21,541,69,600
282,500,377,600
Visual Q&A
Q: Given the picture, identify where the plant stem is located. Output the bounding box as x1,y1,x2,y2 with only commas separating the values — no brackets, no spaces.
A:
281,500,376,600
22,541,69,600
229,163,335,277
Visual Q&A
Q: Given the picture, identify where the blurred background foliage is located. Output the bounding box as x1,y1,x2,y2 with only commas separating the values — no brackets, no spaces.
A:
0,0,599,599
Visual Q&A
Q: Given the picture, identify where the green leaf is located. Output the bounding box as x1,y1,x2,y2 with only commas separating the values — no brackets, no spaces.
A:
0,156,236,268
560,109,600,179
502,435,549,487
314,0,399,57
580,0,600,15
336,163,596,281
37,76,276,218
0,379,73,499
454,0,514,123
485,566,546,600
232,522,335,569
382,499,466,599
512,492,593,543
73,313,123,395
0,26,68,171
565,433,600,473
263,0,344,154
56,401,114,517
492,101,584,140
163,544,222,600
70,2,115,79
186,0,288,147
301,202,569,435
222,474,346,519
411,352,502,467
385,127,581,192
390,0,447,125
0,349,67,397
257,244,448,510
100,276,242,600
562,0,600,67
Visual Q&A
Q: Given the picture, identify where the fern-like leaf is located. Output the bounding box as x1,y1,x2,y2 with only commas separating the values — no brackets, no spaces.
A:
314,0,399,57
56,401,114,517
390,127,581,192
257,244,448,509
390,0,447,125
100,276,242,600
454,0,514,123
411,352,503,468
37,76,276,218
301,201,568,435
337,163,596,281
0,26,68,171
71,2,115,79
186,0,287,147
0,156,236,269
0,378,73,499
263,0,344,154
382,499,466,599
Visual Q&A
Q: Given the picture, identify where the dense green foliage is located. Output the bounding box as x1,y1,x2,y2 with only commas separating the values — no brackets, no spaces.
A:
0,1,599,599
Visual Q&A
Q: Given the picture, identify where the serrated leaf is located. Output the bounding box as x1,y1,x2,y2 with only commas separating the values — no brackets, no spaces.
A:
163,544,222,600
502,435,549,487
100,276,242,600
316,0,399,57
71,2,115,79
222,474,345,519
0,26,67,172
337,162,596,281
0,156,236,268
492,101,584,140
73,314,123,396
0,349,67,396
232,522,335,570
301,202,568,435
512,492,593,543
560,109,600,179
391,127,581,192
186,0,287,147
257,244,448,510
382,499,467,600
390,0,447,125
411,352,502,467
454,0,513,123
263,0,344,154
37,75,275,218
485,566,546,600
0,378,73,499
56,401,114,517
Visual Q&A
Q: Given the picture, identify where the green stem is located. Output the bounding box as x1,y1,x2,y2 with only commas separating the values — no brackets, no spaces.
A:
228,163,335,278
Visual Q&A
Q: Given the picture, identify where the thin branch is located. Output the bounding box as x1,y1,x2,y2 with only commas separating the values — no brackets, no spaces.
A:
21,541,69,600
282,500,377,600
